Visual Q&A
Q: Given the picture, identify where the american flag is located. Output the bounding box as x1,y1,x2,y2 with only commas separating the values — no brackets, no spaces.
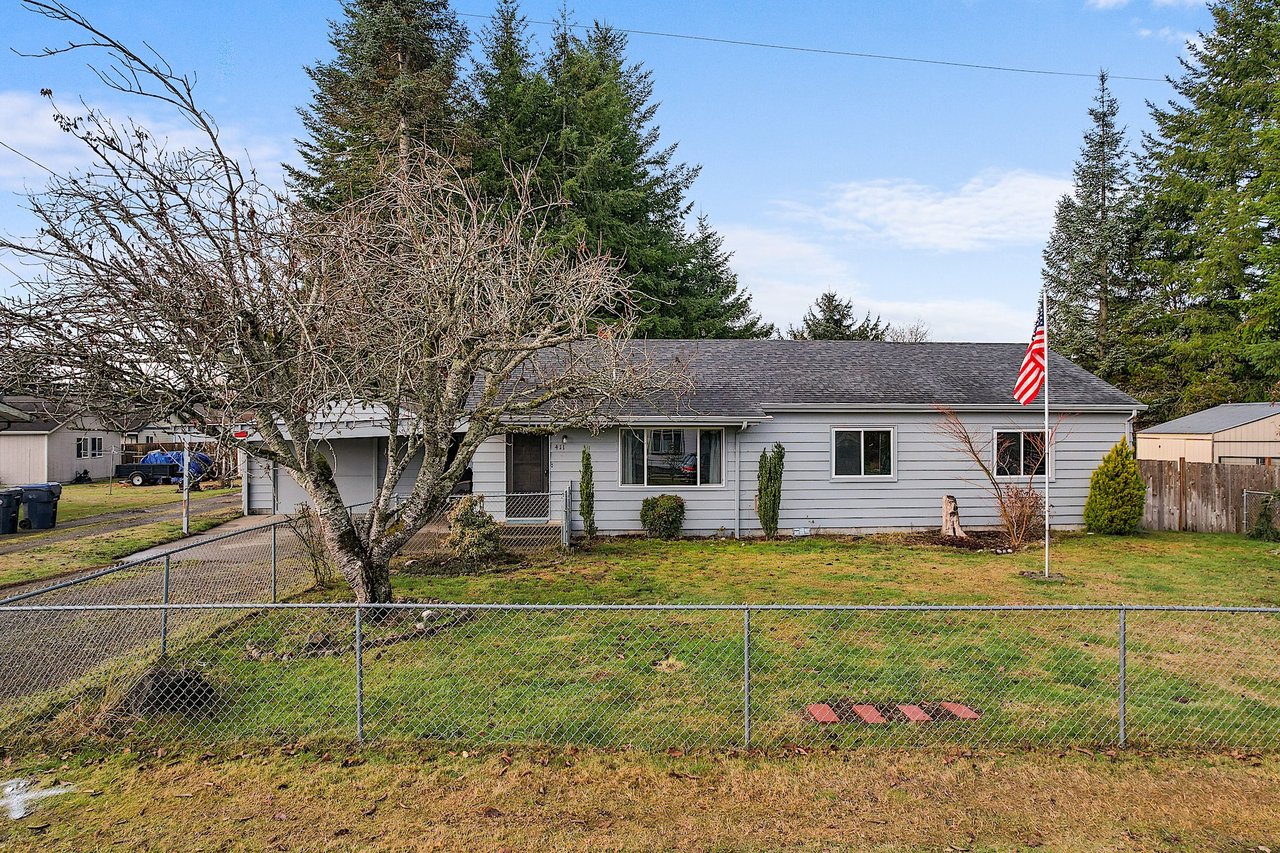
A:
1013,300,1046,405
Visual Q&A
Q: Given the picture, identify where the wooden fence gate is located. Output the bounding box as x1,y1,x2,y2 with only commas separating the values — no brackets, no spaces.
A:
1140,458,1280,533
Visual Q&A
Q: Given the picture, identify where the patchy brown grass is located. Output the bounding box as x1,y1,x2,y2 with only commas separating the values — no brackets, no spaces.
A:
2,746,1278,851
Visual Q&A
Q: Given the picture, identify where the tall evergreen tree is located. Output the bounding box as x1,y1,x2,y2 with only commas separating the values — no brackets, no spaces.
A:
468,0,553,201
468,9,771,338
1042,72,1141,386
286,0,468,207
788,291,888,341
1137,0,1280,416
674,217,776,338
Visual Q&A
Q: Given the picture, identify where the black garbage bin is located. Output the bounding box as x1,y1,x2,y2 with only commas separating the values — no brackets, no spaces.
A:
0,487,21,534
20,482,62,530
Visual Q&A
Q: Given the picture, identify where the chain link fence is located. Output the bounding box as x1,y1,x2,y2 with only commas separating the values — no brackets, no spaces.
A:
397,489,571,555
2,603,1278,752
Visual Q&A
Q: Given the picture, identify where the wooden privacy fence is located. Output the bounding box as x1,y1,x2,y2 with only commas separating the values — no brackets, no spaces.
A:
1140,459,1280,533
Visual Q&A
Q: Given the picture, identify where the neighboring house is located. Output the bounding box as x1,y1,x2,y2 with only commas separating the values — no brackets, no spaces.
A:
1138,403,1280,466
124,417,190,446
0,397,127,485
242,341,1143,536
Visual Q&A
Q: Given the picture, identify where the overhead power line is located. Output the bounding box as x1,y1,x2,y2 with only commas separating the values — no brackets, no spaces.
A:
456,11,1167,84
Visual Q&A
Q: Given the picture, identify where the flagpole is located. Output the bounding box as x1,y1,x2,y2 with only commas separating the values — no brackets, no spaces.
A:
1042,288,1051,580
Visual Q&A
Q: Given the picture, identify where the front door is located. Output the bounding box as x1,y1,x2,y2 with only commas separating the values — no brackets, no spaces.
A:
505,434,549,519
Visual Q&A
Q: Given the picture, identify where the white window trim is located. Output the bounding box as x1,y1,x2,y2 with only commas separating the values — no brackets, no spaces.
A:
75,437,87,459
617,427,727,489
992,428,1054,481
830,426,898,482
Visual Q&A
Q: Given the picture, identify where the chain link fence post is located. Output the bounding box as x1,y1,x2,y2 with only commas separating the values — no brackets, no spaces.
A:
742,607,752,750
270,524,278,603
355,605,364,744
160,553,171,657
1118,605,1127,747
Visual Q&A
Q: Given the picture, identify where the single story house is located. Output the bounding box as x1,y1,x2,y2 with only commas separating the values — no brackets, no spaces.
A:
1137,403,1280,466
242,341,1143,536
0,397,129,485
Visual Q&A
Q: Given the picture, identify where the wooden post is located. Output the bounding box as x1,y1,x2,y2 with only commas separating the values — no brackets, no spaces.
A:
1178,457,1187,532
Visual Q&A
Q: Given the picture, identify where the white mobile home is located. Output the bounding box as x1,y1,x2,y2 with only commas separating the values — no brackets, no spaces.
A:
242,341,1143,536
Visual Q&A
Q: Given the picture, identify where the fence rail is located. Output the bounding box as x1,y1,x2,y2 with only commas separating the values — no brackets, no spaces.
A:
2,601,1278,752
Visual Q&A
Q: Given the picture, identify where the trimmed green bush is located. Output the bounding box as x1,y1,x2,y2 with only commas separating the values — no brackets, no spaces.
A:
1083,438,1145,534
579,446,598,539
757,442,785,539
445,494,503,563
640,494,685,539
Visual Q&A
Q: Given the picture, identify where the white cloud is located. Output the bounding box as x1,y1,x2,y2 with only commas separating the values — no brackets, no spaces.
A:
719,225,1032,341
1136,25,1202,51
1086,0,1130,9
0,90,285,194
782,169,1071,253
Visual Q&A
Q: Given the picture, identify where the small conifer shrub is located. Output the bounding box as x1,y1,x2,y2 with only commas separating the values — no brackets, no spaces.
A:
1083,438,1145,534
757,442,786,539
579,446,598,539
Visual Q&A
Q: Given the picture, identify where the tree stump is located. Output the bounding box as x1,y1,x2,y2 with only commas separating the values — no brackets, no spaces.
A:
942,495,966,538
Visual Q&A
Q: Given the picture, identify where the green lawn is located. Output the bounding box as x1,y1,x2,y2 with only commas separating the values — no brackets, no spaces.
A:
393,530,1280,607
10,531,1280,755
53,482,238,523
0,483,241,589
0,510,241,588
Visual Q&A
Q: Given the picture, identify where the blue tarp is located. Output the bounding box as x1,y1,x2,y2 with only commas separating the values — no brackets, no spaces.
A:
139,450,213,479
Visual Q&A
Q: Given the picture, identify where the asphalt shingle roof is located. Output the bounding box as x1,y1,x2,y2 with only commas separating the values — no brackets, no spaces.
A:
609,340,1141,418
1139,402,1280,435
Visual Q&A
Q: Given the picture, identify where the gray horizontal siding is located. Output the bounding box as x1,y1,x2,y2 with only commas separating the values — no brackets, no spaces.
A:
243,408,1130,535
491,410,1130,536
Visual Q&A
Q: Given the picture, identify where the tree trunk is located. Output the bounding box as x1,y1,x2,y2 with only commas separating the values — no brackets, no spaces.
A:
316,499,393,603
942,495,966,538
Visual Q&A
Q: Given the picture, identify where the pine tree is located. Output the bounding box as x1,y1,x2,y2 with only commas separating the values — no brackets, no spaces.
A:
468,0,554,201
1041,72,1141,386
287,0,469,208
672,217,776,338
468,10,770,338
1083,438,1145,534
788,291,888,340
1137,0,1280,416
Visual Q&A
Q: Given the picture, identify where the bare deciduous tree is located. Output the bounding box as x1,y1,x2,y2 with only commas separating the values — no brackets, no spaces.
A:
934,406,1051,550
0,2,669,602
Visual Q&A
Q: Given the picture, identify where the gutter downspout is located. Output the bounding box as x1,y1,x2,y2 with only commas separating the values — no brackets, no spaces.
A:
1127,408,1139,447
735,421,749,539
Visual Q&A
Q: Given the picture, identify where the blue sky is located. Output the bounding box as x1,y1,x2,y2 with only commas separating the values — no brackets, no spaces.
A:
0,0,1213,340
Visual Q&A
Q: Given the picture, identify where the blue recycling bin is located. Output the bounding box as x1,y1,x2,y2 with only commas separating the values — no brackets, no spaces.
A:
19,482,62,530
0,487,21,534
